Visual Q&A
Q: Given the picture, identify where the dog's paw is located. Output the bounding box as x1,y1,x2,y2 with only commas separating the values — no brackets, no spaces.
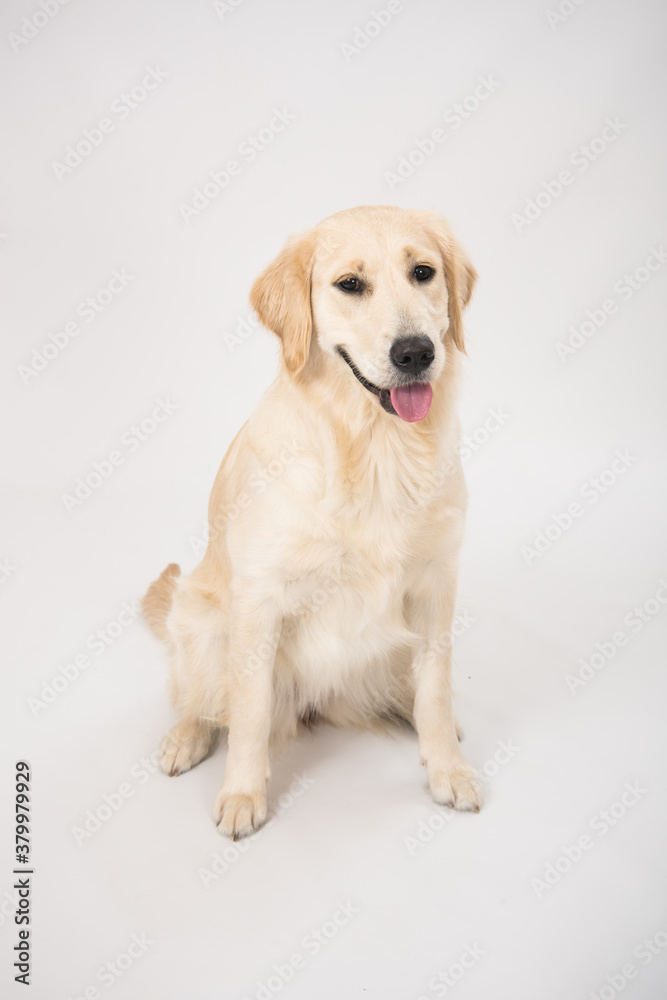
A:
214,790,267,840
428,764,482,813
159,720,214,777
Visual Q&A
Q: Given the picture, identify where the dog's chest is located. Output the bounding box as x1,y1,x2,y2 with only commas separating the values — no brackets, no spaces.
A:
278,470,433,674
281,549,414,679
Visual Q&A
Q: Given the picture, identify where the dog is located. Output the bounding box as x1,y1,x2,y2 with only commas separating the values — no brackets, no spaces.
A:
142,205,481,839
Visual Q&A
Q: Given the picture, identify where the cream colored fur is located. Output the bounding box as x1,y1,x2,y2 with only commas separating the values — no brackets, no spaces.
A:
143,205,481,839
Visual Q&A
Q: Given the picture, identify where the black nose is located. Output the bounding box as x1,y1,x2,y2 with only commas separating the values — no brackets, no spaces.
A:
390,336,434,375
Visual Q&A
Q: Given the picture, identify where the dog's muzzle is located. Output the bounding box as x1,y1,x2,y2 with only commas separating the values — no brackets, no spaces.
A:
337,347,397,415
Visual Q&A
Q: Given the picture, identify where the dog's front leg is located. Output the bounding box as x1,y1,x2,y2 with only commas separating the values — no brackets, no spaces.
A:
411,572,482,813
213,593,278,839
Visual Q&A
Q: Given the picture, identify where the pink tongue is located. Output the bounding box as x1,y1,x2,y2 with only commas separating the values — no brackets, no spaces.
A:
389,383,433,422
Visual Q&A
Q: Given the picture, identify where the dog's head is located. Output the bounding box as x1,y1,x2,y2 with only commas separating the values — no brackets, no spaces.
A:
250,206,476,423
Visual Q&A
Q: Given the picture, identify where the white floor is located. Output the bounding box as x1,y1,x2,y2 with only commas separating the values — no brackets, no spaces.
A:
2,1,667,998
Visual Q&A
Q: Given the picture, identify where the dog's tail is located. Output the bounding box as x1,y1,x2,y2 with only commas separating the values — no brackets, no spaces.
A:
142,563,180,641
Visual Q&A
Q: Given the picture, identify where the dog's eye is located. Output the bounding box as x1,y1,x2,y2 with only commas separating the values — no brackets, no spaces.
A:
414,265,434,282
337,277,362,293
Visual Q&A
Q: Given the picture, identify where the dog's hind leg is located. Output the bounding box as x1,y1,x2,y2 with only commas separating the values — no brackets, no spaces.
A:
160,717,218,776
157,574,230,776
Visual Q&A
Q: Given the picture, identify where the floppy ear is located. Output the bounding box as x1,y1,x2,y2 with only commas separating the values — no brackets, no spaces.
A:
250,229,316,376
428,215,477,354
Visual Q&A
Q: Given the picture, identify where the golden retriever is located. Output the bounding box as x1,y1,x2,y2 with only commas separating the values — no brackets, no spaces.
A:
143,205,480,838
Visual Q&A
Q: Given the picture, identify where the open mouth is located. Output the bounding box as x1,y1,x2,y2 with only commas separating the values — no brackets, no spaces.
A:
337,347,433,423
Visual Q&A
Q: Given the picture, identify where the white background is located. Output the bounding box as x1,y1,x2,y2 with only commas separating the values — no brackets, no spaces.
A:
2,0,667,998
